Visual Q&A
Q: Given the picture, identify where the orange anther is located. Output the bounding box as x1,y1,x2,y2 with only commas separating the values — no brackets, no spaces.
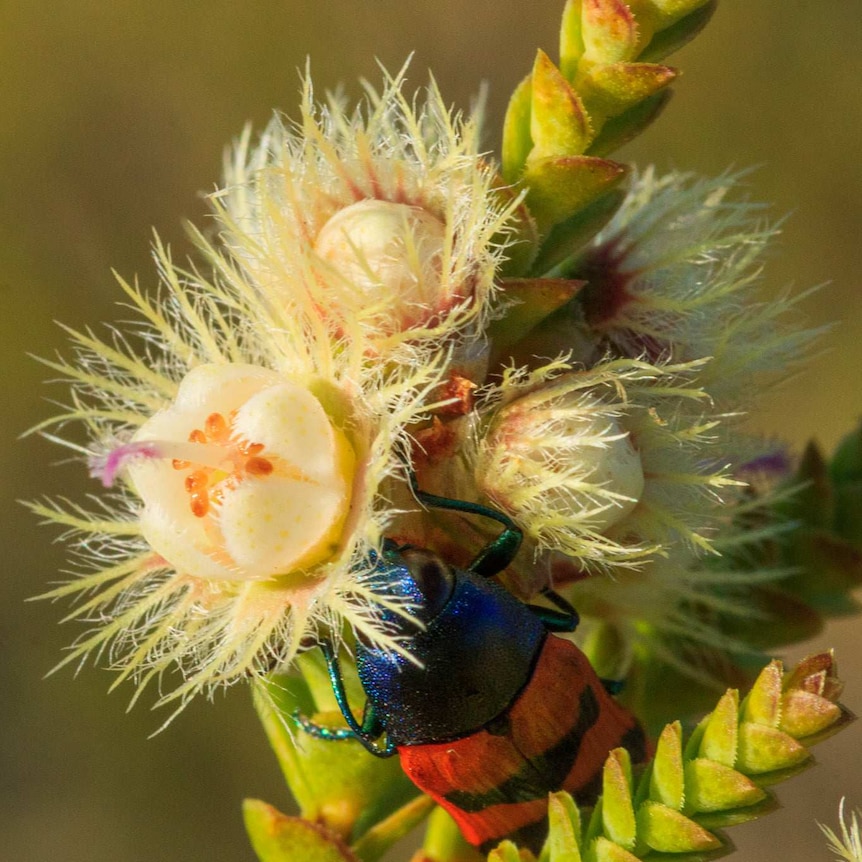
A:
172,459,191,470
190,492,210,518
240,441,265,456
189,428,207,444
246,457,274,476
185,470,208,492
205,412,229,440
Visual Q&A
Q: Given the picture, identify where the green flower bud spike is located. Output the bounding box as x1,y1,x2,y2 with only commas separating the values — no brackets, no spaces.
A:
502,0,715,263
731,422,862,653
476,651,851,861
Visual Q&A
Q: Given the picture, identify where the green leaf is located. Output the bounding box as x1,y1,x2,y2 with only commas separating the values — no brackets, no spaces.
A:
488,278,586,357
736,723,809,774
351,795,436,862
684,759,767,813
636,1,717,63
647,0,713,23
635,802,721,853
523,155,627,233
831,422,862,484
422,806,485,862
592,836,640,862
831,422,862,547
559,0,585,80
493,183,541,278
717,584,824,650
254,672,419,842
253,675,317,814
530,51,593,159
488,841,530,862
582,62,676,121
697,689,738,768
586,90,672,157
602,749,636,849
780,529,862,614
649,722,684,811
503,75,534,184
780,690,843,739
740,660,782,728
529,188,626,275
834,476,862,550
544,791,583,862
243,799,359,862
786,442,834,528
581,0,638,63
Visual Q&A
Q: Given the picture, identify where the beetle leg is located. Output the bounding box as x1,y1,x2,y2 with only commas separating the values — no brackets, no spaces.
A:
358,703,397,757
407,470,523,577
292,710,356,741
526,588,580,632
601,678,625,696
315,641,397,758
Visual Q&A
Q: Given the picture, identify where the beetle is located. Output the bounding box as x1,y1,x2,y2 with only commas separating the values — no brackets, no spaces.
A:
297,480,647,853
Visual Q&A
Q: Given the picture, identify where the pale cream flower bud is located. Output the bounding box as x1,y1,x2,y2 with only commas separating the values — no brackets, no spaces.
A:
473,359,739,571
505,412,645,534
314,200,451,330
480,383,645,539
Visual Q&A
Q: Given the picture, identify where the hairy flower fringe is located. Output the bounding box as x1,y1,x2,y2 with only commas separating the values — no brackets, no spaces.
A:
567,472,804,702
471,356,739,574
575,168,823,407
32,230,451,716
822,800,862,862
211,63,522,364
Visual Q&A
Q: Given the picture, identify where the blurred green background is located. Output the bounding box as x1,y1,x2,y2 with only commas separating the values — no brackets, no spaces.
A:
3,2,860,860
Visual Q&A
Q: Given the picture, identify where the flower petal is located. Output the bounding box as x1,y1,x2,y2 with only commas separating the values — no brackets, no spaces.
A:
232,381,343,483
218,475,350,576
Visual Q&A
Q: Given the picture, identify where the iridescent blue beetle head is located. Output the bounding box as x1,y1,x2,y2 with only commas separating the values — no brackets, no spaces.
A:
365,539,457,631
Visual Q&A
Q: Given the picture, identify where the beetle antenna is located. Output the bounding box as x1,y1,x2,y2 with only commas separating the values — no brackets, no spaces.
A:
407,470,523,577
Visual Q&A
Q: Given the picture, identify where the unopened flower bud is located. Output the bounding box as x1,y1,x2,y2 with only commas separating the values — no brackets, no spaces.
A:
315,200,452,331
485,401,644,535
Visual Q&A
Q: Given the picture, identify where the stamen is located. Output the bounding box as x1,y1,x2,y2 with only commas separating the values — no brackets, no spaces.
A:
185,470,209,493
156,440,233,472
246,457,274,476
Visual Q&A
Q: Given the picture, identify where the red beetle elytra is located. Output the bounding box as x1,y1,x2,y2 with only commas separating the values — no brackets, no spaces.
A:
298,482,647,852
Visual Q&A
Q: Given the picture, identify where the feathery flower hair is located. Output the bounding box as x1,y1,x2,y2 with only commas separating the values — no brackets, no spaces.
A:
472,356,737,571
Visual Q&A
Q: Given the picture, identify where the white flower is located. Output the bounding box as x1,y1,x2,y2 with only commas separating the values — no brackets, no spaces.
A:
212,65,522,360
109,364,355,581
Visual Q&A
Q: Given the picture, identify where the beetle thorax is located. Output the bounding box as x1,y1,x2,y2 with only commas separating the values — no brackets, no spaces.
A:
356,562,546,746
